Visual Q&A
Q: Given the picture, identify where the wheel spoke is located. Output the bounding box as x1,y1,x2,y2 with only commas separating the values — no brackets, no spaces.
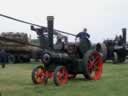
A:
57,72,63,80
94,56,100,65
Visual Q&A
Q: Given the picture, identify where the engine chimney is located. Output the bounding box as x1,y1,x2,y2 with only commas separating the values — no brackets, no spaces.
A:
122,28,127,44
47,16,54,49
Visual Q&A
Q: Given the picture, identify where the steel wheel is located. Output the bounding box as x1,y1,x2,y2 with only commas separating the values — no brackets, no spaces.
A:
53,66,68,86
32,65,47,84
84,50,103,80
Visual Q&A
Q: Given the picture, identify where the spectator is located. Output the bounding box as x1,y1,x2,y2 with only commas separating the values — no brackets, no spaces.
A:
0,49,8,68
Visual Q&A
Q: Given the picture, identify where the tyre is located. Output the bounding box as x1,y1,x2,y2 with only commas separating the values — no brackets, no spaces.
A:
83,50,103,80
53,66,68,86
32,65,47,84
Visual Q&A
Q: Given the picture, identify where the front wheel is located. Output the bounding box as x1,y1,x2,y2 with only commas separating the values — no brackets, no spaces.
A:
32,65,47,85
83,50,103,80
53,66,68,86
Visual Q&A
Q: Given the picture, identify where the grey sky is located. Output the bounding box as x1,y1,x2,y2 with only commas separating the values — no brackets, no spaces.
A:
0,0,128,43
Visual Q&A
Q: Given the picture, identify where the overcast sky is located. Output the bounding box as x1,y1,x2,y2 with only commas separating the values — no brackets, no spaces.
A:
0,0,128,43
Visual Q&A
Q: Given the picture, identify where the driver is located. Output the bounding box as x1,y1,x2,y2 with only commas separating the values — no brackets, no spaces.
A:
75,28,91,57
75,28,90,41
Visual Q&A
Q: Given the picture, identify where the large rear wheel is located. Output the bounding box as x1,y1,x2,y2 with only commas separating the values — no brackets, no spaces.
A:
53,66,68,86
83,50,103,80
32,65,47,84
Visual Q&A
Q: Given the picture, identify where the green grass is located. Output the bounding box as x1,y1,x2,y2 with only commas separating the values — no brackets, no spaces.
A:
0,62,128,96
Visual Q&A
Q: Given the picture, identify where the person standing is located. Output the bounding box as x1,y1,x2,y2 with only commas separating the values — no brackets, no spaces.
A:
76,28,91,57
0,49,8,68
76,28,90,40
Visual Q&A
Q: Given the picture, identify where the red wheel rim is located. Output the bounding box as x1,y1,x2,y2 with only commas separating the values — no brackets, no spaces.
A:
87,51,103,80
34,67,46,84
56,67,68,85
47,71,53,78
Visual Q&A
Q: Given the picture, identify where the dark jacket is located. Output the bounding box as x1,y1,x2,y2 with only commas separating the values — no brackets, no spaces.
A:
0,50,8,63
76,32,90,39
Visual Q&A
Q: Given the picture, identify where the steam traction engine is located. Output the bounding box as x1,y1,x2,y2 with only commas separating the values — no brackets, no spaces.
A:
31,16,103,86
96,28,128,64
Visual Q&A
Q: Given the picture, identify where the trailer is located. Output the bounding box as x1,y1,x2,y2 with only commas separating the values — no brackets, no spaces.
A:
0,32,42,63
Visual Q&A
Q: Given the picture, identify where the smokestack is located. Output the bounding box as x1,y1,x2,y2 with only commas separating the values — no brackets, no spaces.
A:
122,28,127,44
47,16,54,49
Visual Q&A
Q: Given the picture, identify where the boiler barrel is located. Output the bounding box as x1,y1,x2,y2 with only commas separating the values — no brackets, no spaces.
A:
42,51,72,65
42,50,85,73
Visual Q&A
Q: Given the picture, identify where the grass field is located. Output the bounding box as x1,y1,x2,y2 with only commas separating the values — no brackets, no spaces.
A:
0,62,128,96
